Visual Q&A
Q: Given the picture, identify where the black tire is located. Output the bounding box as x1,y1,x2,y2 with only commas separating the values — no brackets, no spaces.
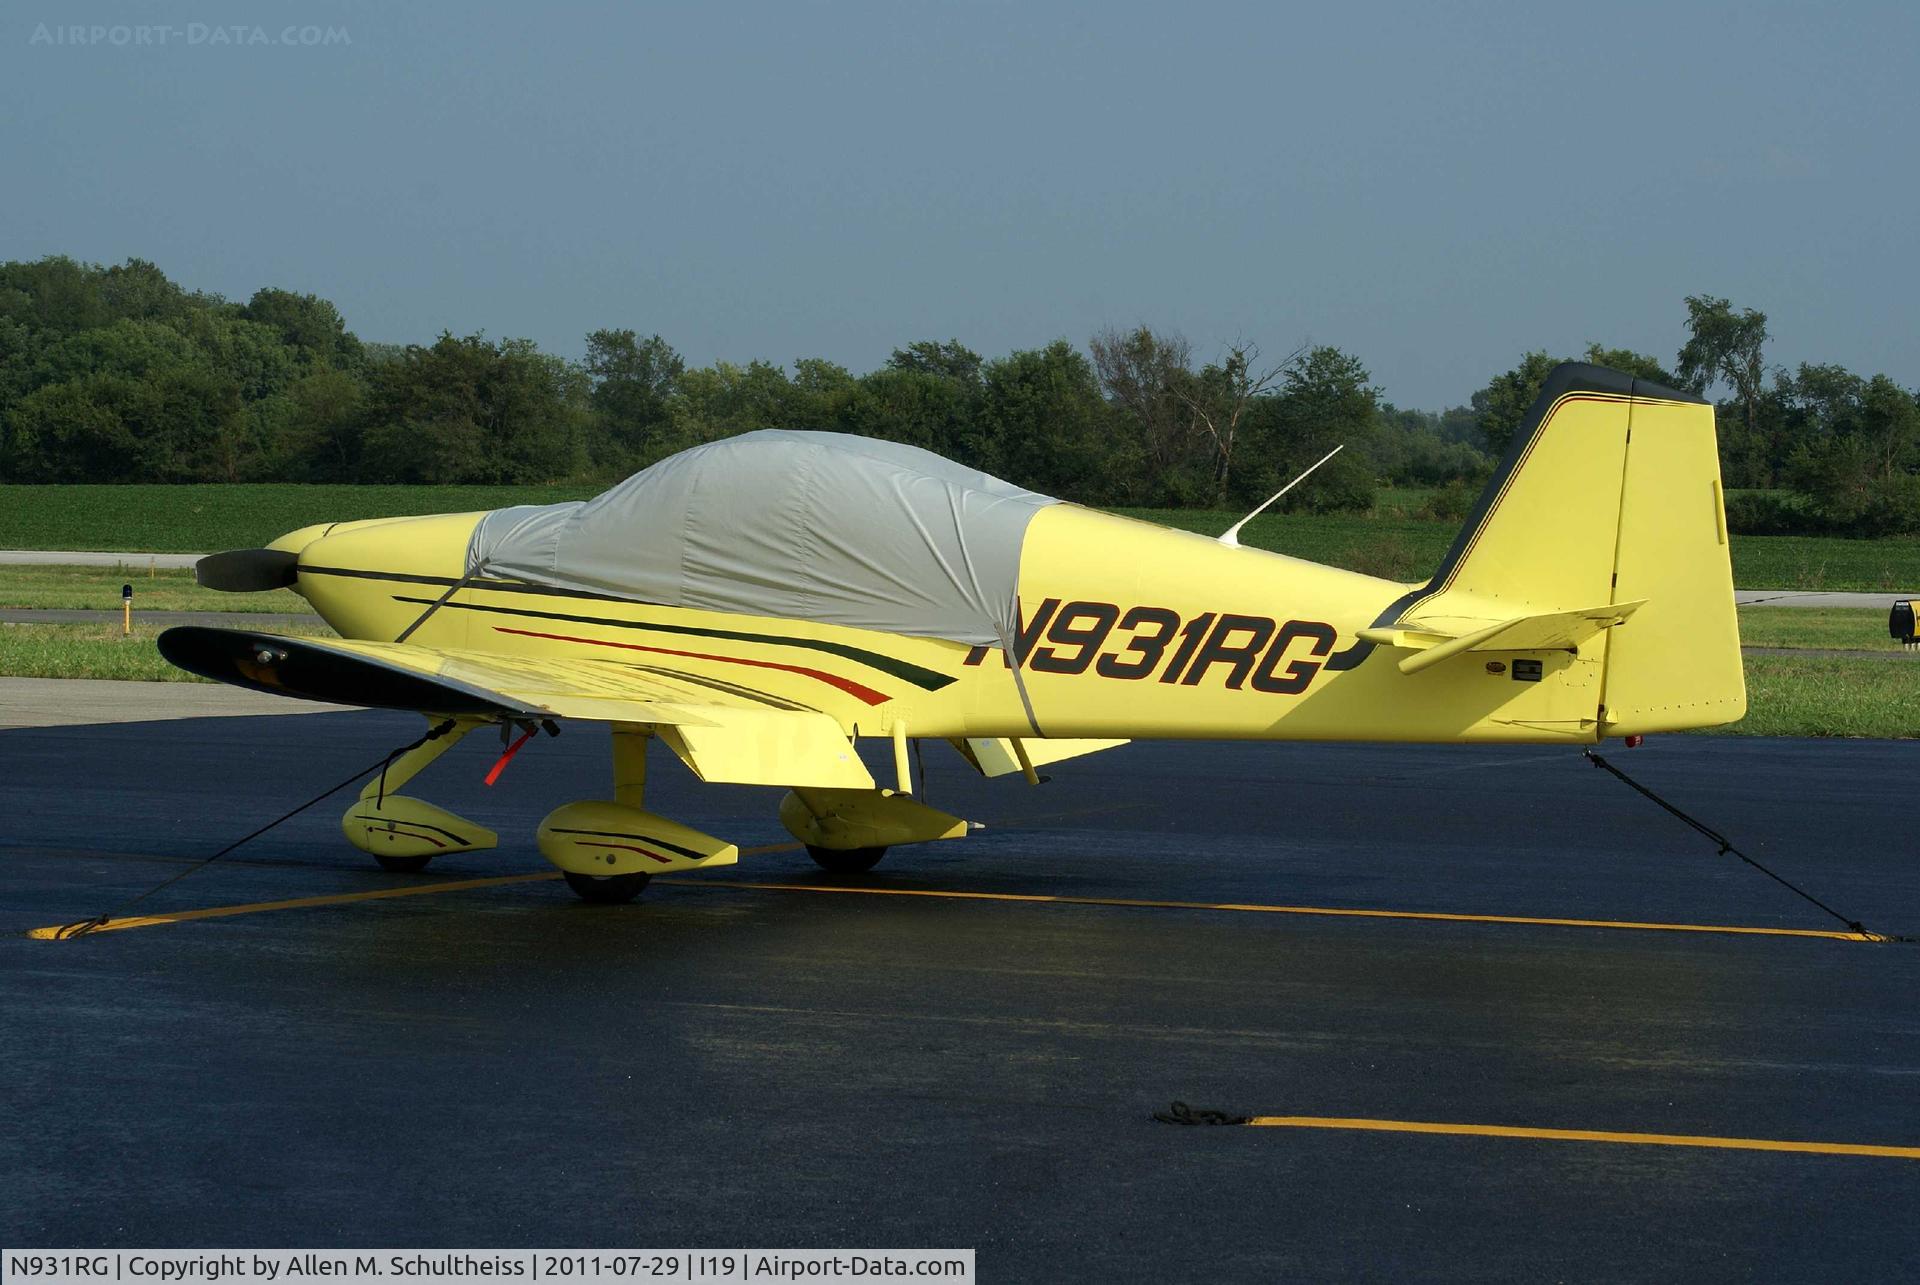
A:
805,844,888,875
563,870,652,904
373,853,433,874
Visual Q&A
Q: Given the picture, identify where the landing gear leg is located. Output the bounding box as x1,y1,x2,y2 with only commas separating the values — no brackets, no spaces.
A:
540,725,741,903
561,726,655,904
342,718,497,872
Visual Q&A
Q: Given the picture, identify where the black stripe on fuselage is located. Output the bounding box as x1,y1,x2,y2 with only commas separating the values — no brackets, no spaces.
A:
297,565,956,692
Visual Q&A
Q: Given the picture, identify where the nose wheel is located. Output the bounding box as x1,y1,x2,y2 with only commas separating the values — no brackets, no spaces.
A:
562,870,653,903
373,853,434,874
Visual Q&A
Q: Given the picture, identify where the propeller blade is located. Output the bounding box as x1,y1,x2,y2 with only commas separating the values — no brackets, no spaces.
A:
195,549,298,592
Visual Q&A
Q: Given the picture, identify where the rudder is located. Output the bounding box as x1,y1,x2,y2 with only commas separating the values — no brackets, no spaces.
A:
1600,393,1745,734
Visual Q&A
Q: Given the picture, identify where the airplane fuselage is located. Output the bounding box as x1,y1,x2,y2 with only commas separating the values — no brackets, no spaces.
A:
285,503,1612,748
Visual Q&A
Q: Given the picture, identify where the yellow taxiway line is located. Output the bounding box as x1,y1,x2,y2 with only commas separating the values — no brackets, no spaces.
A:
25,872,563,938
21,844,796,940
1245,1115,1920,1160
27,850,1869,942
657,879,1872,942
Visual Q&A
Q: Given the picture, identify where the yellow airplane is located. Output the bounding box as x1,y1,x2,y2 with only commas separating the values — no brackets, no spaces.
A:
163,362,1744,903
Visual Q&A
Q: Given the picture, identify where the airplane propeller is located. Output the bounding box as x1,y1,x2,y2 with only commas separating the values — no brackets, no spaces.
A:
195,548,298,592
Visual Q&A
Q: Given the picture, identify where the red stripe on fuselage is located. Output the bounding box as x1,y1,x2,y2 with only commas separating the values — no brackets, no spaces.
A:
491,626,893,706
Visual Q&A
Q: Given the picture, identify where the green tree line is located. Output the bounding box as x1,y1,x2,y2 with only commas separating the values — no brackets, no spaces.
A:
2,257,1915,532
1478,297,1920,535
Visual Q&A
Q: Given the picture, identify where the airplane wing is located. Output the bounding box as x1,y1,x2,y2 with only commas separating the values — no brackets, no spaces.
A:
1356,600,1646,675
157,626,875,789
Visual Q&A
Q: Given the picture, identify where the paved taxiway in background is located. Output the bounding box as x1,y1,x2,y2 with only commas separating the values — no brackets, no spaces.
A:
4,704,1919,1277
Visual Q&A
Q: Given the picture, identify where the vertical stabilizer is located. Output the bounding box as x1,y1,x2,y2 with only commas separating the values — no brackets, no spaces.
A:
1365,363,1744,735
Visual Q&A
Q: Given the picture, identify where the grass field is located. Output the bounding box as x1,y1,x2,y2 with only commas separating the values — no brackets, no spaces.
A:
0,566,307,613
0,622,334,682
1735,607,1899,651
4,484,1918,591
1714,608,1918,739
1728,655,1920,738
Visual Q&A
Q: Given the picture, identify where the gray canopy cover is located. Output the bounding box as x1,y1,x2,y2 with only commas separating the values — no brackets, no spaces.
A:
467,430,1060,647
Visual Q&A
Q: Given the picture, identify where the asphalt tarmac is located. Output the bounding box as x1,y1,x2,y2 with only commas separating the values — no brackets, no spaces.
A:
4,708,1919,1280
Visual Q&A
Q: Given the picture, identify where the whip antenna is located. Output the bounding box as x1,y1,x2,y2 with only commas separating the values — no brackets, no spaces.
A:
1218,444,1345,548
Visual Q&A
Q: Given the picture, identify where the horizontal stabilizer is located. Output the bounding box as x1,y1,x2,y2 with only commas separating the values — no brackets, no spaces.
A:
1358,600,1646,675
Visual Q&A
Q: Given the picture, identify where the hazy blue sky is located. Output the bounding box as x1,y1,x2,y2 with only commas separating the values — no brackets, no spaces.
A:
4,1,1914,408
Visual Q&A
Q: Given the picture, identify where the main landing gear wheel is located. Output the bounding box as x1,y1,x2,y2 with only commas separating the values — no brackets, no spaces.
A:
563,870,652,904
806,844,888,875
373,853,433,874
